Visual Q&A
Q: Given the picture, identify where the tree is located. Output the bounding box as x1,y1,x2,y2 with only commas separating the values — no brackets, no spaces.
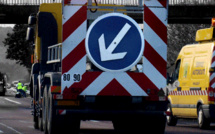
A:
3,24,32,70
167,24,210,70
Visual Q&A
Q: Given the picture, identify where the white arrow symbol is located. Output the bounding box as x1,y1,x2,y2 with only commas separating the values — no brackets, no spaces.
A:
99,23,131,61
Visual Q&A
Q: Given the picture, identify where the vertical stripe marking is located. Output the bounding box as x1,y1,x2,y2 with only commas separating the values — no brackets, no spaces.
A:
63,5,87,41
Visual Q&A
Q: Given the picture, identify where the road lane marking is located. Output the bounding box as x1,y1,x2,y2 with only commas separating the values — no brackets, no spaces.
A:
0,123,22,134
28,126,34,129
19,120,33,124
4,98,21,105
0,130,3,133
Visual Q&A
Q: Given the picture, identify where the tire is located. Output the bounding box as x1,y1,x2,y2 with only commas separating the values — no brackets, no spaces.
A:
46,85,80,134
112,119,136,133
112,120,125,133
166,103,177,126
61,117,80,134
152,115,166,134
46,86,58,134
113,115,166,134
43,86,48,133
38,111,43,131
144,115,166,134
33,85,39,129
198,105,210,129
38,85,44,131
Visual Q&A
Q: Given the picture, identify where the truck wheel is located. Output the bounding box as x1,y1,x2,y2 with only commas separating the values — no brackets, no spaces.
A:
198,105,210,129
112,120,124,132
38,87,44,131
113,119,135,133
38,112,43,131
43,85,48,133
152,115,166,134
46,86,58,134
167,103,177,126
113,115,166,134
113,118,144,133
33,86,39,129
140,115,166,134
61,117,80,134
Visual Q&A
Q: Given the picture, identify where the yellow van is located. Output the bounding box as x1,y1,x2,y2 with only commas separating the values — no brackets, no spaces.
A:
167,19,215,129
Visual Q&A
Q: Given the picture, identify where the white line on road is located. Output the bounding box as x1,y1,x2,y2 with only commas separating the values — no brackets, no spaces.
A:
4,98,21,105
28,126,34,129
0,130,3,133
0,123,22,134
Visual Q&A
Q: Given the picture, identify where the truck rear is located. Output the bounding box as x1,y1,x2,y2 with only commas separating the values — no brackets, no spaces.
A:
27,0,169,134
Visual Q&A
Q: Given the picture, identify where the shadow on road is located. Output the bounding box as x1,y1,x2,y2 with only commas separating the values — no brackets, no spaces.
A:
80,129,116,134
176,125,215,130
166,124,215,134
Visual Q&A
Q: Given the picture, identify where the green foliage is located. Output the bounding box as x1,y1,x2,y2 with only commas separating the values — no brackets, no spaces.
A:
167,24,210,70
3,24,32,69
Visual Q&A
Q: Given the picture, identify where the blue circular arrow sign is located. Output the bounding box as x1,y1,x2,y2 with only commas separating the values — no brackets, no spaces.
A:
85,13,144,72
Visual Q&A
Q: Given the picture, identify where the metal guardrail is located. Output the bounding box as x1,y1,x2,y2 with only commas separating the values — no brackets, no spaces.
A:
0,0,62,5
0,0,215,6
169,0,215,5
97,0,140,6
0,0,140,5
97,0,215,6
47,43,62,64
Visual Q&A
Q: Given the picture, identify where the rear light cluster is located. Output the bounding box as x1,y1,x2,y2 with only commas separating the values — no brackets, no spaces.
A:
208,87,215,101
165,111,171,116
146,89,167,101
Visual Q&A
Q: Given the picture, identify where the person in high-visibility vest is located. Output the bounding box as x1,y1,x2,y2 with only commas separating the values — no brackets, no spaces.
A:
21,85,27,97
16,81,23,91
16,81,25,97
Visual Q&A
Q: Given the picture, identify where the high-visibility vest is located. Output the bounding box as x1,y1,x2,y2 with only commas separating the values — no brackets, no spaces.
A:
22,86,27,92
17,82,22,90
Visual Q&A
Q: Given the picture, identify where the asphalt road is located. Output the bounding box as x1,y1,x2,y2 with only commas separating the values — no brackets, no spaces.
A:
0,89,215,134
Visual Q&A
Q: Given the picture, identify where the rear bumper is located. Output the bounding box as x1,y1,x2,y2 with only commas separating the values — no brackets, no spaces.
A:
55,99,168,120
56,109,166,120
202,104,215,121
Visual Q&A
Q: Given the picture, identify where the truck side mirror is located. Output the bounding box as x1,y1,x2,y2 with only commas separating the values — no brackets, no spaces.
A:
26,27,34,42
28,15,36,25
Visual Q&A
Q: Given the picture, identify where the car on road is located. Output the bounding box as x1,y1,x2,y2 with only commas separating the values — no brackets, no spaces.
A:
0,73,7,96
0,81,5,96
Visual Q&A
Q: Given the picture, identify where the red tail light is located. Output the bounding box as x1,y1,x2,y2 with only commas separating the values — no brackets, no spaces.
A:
146,89,167,101
165,111,171,116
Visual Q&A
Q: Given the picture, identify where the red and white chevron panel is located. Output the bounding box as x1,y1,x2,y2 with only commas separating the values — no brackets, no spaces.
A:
210,46,215,89
209,46,215,100
143,0,168,91
62,0,87,96
61,0,168,98
169,90,208,96
58,110,66,115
